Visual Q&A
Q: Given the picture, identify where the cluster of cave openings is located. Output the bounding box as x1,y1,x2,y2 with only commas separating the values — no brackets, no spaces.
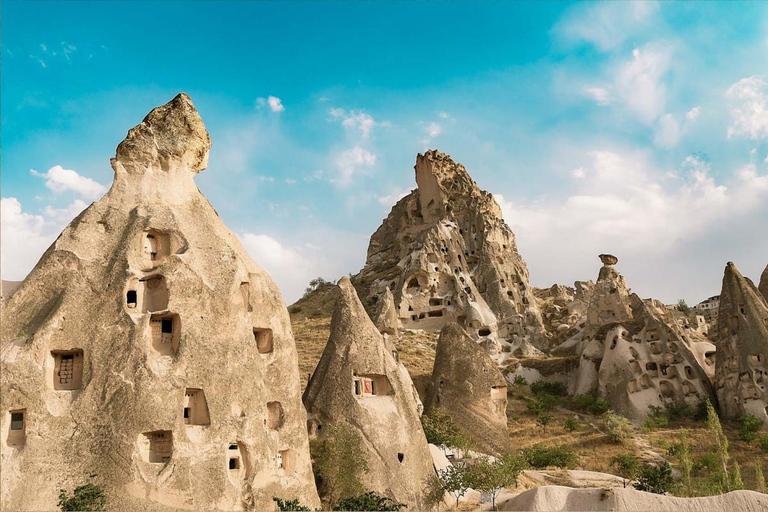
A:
140,430,173,463
353,374,393,397
266,401,284,430
126,275,169,313
142,231,171,268
7,409,26,446
253,328,274,354
228,443,243,475
51,350,84,390
150,314,180,355
646,362,659,378
277,449,295,474
183,388,210,426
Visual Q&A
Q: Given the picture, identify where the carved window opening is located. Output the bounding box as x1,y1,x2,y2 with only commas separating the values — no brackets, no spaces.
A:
267,401,284,430
150,314,180,355
254,328,274,354
353,374,393,397
183,388,210,426
478,328,491,337
397,453,404,463
141,431,173,463
127,290,137,308
7,410,26,446
428,310,444,318
52,350,84,390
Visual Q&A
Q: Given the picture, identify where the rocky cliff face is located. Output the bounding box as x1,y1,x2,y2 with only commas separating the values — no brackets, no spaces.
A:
425,323,509,455
715,262,768,422
557,255,714,421
759,264,768,303
0,93,320,511
303,277,433,509
355,150,547,362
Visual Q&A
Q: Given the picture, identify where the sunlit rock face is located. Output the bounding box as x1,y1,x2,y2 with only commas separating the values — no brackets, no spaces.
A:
303,277,433,510
0,93,320,511
715,262,768,422
356,150,548,363
557,255,714,421
759,264,768,303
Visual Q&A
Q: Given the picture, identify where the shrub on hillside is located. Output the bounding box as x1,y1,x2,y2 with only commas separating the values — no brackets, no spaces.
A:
604,411,634,444
634,461,674,494
738,414,763,442
421,408,470,450
522,444,577,469
758,433,768,452
569,388,609,415
335,492,405,511
564,417,580,432
58,484,106,512
530,380,566,397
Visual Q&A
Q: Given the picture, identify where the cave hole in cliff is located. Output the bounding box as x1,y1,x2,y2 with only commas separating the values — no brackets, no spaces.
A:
7,409,26,446
705,351,716,366
646,362,659,377
51,350,84,390
610,337,618,350
649,342,662,355
428,310,444,318
267,401,284,430
398,453,404,463
140,275,169,312
183,388,210,426
658,380,675,398
478,327,491,337
240,282,252,312
353,374,393,397
150,314,180,355
253,328,274,354
278,449,295,473
142,231,171,267
429,298,444,307
491,386,507,400
141,430,173,463
684,366,694,379
127,290,137,308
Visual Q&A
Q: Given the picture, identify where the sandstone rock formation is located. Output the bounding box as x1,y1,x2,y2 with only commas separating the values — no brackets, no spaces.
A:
499,486,768,512
373,287,401,337
715,262,768,421
303,277,433,509
759,263,768,303
424,323,509,455
557,255,714,420
355,150,547,362
0,93,320,511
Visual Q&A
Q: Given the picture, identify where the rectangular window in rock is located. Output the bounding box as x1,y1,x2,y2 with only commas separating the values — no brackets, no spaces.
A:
7,409,26,446
183,388,210,426
52,350,84,390
253,328,273,354
277,449,294,473
150,314,180,355
352,374,393,397
141,430,173,463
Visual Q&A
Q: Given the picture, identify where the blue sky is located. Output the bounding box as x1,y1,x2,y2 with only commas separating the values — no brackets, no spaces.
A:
2,1,768,304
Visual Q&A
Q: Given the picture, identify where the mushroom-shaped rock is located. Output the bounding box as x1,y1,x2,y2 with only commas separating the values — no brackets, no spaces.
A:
373,287,401,336
0,94,319,511
355,150,548,360
425,323,510,455
759,264,768,303
303,277,434,509
599,254,619,266
715,262,768,421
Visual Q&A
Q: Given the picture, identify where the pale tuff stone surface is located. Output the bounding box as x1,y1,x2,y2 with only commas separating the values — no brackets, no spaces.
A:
303,277,434,510
425,323,510,455
557,255,714,421
715,262,768,422
759,263,768,303
0,93,320,511
356,150,548,363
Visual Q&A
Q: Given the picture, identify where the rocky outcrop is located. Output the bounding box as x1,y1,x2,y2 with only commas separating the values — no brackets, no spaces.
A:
759,264,768,303
715,262,768,421
558,255,714,420
424,323,509,455
355,150,548,362
373,287,401,336
0,94,320,511
303,277,434,509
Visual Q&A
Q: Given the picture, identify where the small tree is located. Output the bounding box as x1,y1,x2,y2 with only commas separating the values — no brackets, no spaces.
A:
465,456,524,511
439,464,470,509
667,429,693,495
536,414,551,432
738,414,763,442
303,277,332,298
58,484,106,512
755,459,766,494
422,408,470,450
676,299,691,315
335,492,405,511
705,400,730,492
272,497,311,511
423,473,447,511
730,461,745,491
634,461,673,495
564,417,579,432
610,453,640,488
310,424,368,506
604,411,634,444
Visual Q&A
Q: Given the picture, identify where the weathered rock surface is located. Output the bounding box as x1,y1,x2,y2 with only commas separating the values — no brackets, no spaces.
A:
759,263,768,303
373,287,401,337
0,280,22,301
715,262,768,421
498,486,768,512
0,93,320,511
558,256,714,420
355,150,548,362
424,323,509,455
303,277,434,509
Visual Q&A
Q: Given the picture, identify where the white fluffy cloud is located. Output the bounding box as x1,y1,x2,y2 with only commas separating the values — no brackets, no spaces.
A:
494,149,768,300
1,197,89,280
557,1,659,51
615,45,672,124
30,165,106,199
584,87,612,105
329,108,378,139
425,122,442,138
652,113,681,148
257,95,285,112
686,106,701,122
726,76,768,140
334,146,376,184
376,187,411,207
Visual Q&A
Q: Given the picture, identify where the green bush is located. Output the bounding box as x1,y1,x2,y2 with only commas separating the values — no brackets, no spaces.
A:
421,408,470,449
273,497,312,511
536,414,551,432
569,388,609,415
58,484,106,512
335,492,405,511
522,444,577,469
564,417,580,432
738,414,763,442
512,375,528,386
604,411,634,444
610,453,640,488
310,424,368,505
642,405,669,432
634,461,674,494
692,452,720,476
526,394,560,415
530,380,567,397
757,433,768,452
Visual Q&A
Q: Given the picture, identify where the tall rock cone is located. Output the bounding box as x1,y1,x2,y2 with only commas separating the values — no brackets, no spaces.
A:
356,150,548,361
303,277,433,509
759,264,768,303
715,262,768,421
0,93,320,511
424,323,509,455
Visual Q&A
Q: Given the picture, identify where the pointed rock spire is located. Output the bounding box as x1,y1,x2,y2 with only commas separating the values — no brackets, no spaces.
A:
425,323,509,455
715,262,768,421
303,277,434,509
373,287,401,336
759,264,768,303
